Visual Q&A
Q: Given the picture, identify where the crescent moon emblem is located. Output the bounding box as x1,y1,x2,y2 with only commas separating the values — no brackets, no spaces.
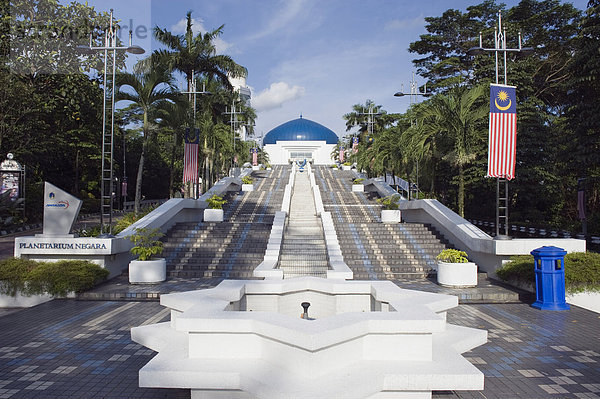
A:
495,98,512,111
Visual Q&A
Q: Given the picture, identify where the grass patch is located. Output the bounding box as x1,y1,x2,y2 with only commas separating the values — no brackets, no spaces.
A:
496,252,600,294
0,258,109,297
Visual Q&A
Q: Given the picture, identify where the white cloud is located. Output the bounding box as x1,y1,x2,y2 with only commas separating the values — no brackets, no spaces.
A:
384,16,425,31
247,0,312,41
252,82,305,112
169,17,232,54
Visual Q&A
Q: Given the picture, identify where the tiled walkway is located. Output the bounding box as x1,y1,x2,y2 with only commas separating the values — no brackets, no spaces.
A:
0,289,599,398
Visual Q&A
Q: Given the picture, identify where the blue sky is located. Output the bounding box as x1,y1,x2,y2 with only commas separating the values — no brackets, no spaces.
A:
81,0,589,140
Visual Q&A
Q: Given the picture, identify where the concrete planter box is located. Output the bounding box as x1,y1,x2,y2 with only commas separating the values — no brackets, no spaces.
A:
566,292,600,314
437,261,478,288
252,166,260,171
342,165,352,171
352,184,364,192
266,167,272,171
381,209,401,224
0,283,76,308
241,184,254,192
204,208,224,222
129,258,166,284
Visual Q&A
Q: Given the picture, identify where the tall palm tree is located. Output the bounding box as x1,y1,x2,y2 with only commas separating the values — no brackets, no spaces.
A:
414,85,488,216
117,64,176,214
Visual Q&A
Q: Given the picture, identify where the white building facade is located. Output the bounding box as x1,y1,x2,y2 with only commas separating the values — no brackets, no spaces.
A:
262,117,338,165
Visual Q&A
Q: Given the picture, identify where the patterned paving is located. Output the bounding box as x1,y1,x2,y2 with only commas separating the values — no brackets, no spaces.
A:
0,295,599,398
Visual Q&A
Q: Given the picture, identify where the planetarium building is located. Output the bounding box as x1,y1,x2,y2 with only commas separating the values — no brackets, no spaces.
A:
262,117,339,165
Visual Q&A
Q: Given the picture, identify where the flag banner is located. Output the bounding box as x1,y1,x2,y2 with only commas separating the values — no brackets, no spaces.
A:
251,148,258,166
487,84,517,180
578,188,586,220
352,137,359,154
339,147,345,163
183,128,199,183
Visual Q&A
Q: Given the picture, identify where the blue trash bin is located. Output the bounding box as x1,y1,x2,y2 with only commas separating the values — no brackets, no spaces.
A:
531,246,570,311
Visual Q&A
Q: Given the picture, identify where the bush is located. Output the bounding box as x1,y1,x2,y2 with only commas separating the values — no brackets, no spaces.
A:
207,195,227,209
0,258,109,297
241,176,253,184
129,227,164,261
353,178,365,185
496,252,600,293
436,249,469,263
377,194,401,210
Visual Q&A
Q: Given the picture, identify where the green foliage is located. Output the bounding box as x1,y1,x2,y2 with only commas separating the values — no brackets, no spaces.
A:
343,162,352,166
241,176,253,184
128,227,164,261
377,194,401,210
353,178,365,185
436,249,469,263
206,194,226,210
0,258,109,297
496,252,600,293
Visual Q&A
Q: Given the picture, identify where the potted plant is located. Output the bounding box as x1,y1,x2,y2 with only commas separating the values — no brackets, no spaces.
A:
128,227,166,284
266,164,272,171
436,249,478,287
377,194,401,223
204,195,227,222
330,164,338,170
241,176,254,192
342,162,352,171
352,178,365,192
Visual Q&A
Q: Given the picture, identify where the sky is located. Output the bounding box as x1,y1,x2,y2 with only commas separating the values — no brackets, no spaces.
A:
80,0,589,141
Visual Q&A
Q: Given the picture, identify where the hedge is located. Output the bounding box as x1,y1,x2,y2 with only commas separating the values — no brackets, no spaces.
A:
496,252,600,294
0,258,109,297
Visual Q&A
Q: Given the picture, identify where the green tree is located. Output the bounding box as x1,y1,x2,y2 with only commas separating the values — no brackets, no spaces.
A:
117,64,176,214
414,85,488,217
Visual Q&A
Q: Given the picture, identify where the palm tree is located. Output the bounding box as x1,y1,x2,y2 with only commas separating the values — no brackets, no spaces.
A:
117,64,176,214
413,85,488,217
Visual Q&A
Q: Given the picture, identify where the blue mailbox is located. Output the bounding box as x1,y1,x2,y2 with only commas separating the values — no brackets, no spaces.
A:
531,246,570,311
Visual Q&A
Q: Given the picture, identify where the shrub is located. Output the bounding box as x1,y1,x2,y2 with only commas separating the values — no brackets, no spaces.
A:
353,178,365,185
129,227,164,261
496,252,600,293
343,162,352,166
0,258,109,297
436,249,469,263
377,194,401,210
207,195,227,210
241,176,253,184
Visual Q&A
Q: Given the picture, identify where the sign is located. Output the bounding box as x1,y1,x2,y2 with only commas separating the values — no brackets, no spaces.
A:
40,182,82,237
0,153,22,201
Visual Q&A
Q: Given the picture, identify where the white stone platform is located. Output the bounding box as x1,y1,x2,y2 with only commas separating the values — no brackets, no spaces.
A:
131,277,487,399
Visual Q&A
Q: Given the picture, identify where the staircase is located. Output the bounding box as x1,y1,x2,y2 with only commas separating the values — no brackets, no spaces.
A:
278,170,329,278
162,166,288,279
314,166,450,280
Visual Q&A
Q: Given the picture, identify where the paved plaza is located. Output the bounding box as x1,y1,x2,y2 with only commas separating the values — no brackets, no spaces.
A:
0,282,599,398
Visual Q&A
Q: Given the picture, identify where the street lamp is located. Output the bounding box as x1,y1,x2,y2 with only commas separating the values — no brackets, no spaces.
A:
466,11,533,239
394,72,430,200
78,9,145,236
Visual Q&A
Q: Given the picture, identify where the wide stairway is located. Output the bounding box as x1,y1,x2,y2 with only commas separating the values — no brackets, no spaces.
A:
314,166,450,280
161,166,288,279
278,170,329,278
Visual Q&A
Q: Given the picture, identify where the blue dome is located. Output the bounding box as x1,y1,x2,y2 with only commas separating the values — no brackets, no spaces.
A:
263,117,339,145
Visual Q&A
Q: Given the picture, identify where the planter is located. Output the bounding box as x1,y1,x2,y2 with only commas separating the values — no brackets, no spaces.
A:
129,258,166,284
436,261,478,288
252,166,260,171
342,165,352,171
266,167,272,171
332,168,338,171
381,209,401,224
352,184,364,192
566,292,600,314
242,184,254,192
204,208,224,222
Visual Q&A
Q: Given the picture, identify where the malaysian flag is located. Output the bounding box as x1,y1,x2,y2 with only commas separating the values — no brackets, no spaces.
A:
183,128,199,183
352,137,359,154
487,84,517,180
339,147,345,163
251,148,258,166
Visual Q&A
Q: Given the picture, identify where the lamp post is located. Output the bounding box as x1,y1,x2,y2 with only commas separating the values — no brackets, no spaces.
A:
466,11,533,239
78,9,144,236
181,74,211,198
394,72,431,200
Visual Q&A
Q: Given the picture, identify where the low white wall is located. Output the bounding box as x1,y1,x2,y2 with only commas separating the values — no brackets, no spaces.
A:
567,292,600,314
398,199,587,277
